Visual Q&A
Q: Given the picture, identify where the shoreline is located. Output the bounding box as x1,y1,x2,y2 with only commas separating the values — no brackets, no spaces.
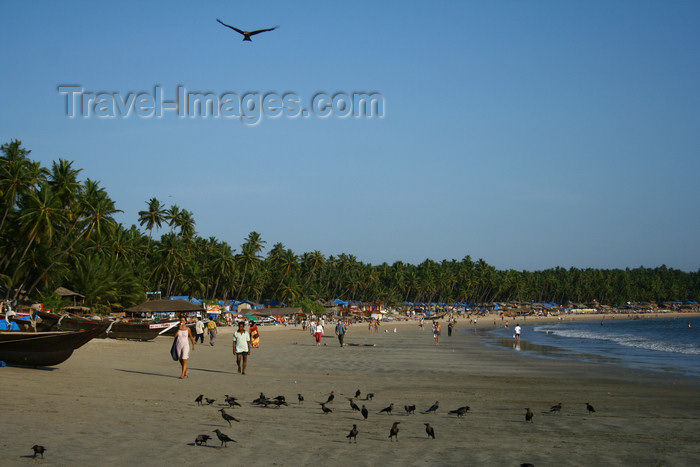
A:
1,313,699,465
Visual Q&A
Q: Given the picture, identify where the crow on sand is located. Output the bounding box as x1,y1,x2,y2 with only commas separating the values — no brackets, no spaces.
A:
404,404,416,415
550,403,562,414
525,408,534,423
31,445,46,458
320,402,333,414
423,401,439,414
378,403,394,415
388,422,400,441
325,391,335,404
586,402,596,414
213,429,236,447
219,408,240,426
349,398,360,412
361,405,369,420
424,423,435,439
449,406,470,417
346,424,358,443
195,434,211,446
297,394,304,405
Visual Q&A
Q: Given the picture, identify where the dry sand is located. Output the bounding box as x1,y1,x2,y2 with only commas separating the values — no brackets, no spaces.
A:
2,315,699,466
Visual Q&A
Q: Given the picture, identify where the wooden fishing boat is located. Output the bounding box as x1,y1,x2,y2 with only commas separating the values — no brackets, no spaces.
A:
15,311,181,341
0,328,103,367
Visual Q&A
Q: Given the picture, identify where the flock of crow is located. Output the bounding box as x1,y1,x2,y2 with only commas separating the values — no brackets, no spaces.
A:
189,388,598,448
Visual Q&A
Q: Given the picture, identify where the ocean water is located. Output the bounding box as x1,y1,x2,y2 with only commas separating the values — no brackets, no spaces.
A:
488,316,700,378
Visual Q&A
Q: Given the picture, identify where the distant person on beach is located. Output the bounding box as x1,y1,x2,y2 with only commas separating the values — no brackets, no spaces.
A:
447,322,454,337
434,322,441,346
315,321,324,346
207,319,218,346
232,321,251,375
335,319,348,347
514,324,521,344
250,321,260,348
174,317,195,378
369,320,373,334
194,317,205,344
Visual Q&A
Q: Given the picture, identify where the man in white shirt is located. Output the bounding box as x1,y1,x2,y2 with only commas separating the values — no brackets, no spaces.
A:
194,317,205,344
514,324,522,344
233,321,252,375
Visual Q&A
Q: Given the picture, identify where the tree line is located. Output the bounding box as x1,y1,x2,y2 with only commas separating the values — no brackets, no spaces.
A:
1,140,698,312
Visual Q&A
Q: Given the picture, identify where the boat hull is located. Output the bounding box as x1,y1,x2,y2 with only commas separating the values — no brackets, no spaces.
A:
0,329,103,367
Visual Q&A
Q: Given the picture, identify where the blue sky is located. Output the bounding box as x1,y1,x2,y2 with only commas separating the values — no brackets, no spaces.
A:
2,1,699,271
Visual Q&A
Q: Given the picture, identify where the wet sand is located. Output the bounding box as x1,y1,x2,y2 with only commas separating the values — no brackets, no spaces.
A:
1,316,699,465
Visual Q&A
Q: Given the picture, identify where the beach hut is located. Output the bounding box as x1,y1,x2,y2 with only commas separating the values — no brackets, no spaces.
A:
55,287,85,307
125,299,205,318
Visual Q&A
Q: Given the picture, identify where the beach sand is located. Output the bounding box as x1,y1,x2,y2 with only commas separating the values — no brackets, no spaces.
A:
2,316,699,466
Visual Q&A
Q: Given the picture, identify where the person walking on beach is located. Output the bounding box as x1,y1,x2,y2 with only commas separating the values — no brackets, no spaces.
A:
514,323,521,345
335,319,348,347
194,316,205,344
250,320,260,348
174,316,195,378
232,321,251,374
314,321,324,346
447,322,454,337
434,321,441,346
207,318,218,346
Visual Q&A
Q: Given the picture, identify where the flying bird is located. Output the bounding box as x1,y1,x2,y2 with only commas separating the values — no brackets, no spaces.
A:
219,408,240,426
424,423,435,439
347,424,358,443
216,18,278,42
213,429,236,447
195,434,211,446
586,402,596,414
388,422,400,441
525,408,534,423
31,445,46,458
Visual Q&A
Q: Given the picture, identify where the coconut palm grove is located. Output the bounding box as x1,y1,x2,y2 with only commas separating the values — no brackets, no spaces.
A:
1,139,698,312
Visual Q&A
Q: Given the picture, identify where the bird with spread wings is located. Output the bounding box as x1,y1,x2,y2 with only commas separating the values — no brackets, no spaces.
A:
216,18,278,41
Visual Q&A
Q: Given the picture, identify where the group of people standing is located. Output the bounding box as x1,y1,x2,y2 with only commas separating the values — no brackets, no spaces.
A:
306,318,350,347
172,317,260,378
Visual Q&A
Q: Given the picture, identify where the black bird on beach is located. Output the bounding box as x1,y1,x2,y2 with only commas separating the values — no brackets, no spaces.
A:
213,429,236,447
224,395,241,408
349,398,361,412
195,394,204,406
219,408,240,426
31,445,46,458
273,399,288,407
325,391,335,404
274,395,286,403
355,389,361,398
586,402,596,414
404,404,416,415
379,403,394,415
205,398,216,405
320,402,333,414
297,393,304,405
195,434,211,446
388,422,400,441
364,393,375,400
252,394,270,406
424,423,435,439
347,424,358,443
525,408,534,423
449,406,470,417
361,405,368,420
216,18,279,42
550,402,562,414
423,401,439,414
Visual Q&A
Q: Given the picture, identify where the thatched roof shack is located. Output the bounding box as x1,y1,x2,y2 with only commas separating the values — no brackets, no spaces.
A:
125,299,204,315
55,287,85,306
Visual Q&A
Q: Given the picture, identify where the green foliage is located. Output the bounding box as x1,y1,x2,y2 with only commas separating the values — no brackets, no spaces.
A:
1,139,698,310
293,298,325,316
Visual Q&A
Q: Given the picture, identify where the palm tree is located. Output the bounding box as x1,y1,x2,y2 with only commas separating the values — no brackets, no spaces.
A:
138,197,166,255
236,231,266,299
